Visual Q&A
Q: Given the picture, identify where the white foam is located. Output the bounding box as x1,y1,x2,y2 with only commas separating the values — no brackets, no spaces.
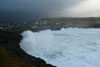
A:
20,28,100,67
20,30,53,56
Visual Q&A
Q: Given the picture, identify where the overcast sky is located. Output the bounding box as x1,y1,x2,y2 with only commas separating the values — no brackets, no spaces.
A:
0,0,100,18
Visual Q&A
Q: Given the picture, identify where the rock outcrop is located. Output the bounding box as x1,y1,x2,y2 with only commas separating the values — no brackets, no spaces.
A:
0,31,56,67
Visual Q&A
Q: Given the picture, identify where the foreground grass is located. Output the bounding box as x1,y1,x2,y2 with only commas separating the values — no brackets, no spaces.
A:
0,46,37,67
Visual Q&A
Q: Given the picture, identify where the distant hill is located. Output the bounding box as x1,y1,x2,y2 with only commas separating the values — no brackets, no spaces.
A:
0,17,100,32
0,10,100,24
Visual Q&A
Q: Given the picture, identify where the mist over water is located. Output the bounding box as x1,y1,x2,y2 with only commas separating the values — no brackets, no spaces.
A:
20,30,53,56
20,28,100,67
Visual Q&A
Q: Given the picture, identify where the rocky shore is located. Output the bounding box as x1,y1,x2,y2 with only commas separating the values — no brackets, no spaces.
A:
0,17,100,67
0,31,56,67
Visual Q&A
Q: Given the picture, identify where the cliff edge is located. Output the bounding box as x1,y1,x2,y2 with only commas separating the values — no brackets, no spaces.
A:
0,31,56,67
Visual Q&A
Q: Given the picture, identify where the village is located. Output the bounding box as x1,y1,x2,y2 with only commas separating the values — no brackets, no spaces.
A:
0,17,100,32
0,20,62,32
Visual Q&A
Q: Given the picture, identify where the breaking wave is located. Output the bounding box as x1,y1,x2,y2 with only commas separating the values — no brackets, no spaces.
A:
20,28,100,67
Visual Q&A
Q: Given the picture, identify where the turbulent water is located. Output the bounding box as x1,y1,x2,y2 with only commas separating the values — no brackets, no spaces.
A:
20,28,100,67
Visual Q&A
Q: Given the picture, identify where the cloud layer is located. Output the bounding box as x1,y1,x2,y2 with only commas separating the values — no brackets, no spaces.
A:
68,0,100,17
0,0,100,18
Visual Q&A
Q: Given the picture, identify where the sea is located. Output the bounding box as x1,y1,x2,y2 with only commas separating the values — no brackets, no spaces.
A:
20,28,100,67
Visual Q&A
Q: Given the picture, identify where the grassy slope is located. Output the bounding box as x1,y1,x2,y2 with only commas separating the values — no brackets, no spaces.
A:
0,46,37,67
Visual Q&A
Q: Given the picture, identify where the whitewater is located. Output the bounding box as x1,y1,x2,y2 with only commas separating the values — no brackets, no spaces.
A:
20,28,100,67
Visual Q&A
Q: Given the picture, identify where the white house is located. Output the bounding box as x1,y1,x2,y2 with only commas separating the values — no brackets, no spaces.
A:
0,27,3,29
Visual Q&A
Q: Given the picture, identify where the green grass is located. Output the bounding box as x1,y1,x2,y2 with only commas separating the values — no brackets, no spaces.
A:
0,46,37,67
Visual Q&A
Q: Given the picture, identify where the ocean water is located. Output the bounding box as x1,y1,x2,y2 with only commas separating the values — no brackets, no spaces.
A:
20,28,100,67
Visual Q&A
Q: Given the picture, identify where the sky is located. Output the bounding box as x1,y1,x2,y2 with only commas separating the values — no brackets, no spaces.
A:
0,0,100,22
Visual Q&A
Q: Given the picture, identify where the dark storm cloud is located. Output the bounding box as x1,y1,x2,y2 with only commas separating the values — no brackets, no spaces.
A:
0,0,100,19
0,0,82,18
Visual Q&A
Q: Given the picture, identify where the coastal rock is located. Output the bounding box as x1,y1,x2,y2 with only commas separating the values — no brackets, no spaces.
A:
0,31,56,67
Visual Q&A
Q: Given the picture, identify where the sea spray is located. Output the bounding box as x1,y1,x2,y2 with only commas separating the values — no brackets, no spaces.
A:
20,28,100,67
20,30,53,56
